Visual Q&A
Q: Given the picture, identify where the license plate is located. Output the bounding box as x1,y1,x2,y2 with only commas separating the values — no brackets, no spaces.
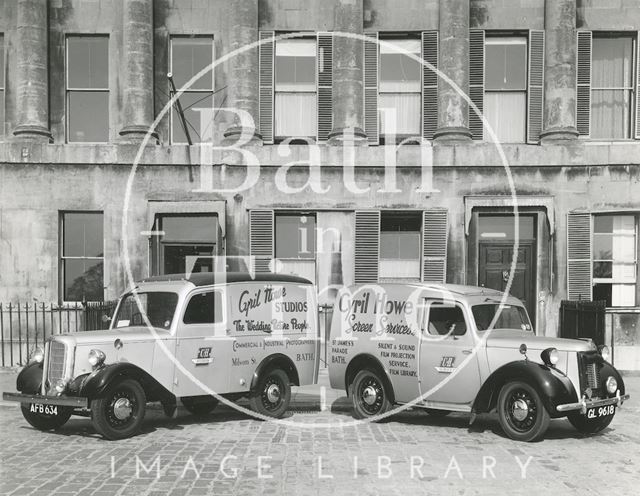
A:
29,403,58,416
586,404,615,419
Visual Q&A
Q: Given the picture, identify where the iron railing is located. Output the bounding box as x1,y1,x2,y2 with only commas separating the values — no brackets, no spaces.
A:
0,301,118,367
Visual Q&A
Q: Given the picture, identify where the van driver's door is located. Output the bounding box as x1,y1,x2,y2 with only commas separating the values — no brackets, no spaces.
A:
173,289,233,397
418,299,481,407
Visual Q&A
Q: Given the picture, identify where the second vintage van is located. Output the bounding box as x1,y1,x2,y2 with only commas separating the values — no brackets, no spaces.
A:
328,283,629,442
4,272,320,439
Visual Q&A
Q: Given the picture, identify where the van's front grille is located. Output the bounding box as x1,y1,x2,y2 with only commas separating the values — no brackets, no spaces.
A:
585,362,600,389
578,351,602,397
46,340,67,392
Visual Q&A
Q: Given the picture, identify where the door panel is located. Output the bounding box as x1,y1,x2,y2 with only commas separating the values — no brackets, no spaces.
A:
418,301,481,405
479,242,535,326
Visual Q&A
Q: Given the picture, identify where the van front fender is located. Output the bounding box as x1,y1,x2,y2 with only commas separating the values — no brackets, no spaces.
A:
79,362,172,402
473,360,578,418
16,362,44,394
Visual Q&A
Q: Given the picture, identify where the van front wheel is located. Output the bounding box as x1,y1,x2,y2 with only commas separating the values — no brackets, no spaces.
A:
249,368,291,418
350,369,392,420
91,379,146,440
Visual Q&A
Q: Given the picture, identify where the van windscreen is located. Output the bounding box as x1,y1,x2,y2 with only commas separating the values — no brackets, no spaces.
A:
114,292,179,329
472,304,532,332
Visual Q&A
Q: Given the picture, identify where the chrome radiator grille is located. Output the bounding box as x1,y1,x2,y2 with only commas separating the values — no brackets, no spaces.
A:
47,340,67,388
585,362,600,389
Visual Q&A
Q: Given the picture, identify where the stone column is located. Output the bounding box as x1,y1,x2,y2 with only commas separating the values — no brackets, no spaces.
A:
13,0,52,141
328,0,366,144
119,0,157,141
223,0,261,143
434,0,472,142
540,0,578,141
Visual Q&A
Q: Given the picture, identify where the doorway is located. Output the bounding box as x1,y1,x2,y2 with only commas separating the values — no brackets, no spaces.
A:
475,215,537,326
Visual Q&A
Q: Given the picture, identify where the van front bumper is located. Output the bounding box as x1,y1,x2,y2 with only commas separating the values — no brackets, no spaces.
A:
556,391,630,414
3,392,89,408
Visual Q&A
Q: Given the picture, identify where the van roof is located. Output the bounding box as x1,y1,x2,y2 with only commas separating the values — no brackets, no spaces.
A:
139,272,312,287
349,282,506,297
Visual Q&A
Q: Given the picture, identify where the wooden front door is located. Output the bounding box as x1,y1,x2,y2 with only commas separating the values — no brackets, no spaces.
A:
479,242,536,326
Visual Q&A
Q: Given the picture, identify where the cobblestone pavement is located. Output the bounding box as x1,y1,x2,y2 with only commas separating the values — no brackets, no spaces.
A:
1,369,639,496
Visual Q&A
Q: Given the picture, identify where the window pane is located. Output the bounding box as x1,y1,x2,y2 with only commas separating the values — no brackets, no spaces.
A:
67,37,108,89
115,292,178,329
478,215,535,240
428,305,467,336
64,259,103,301
0,90,4,135
274,92,317,137
275,215,316,259
379,39,421,91
379,93,421,136
275,39,316,89
171,37,213,90
593,215,614,233
171,92,213,143
68,91,109,142
0,35,4,88
485,38,527,91
63,212,104,258
593,235,613,260
591,89,631,139
593,261,613,278
592,36,633,88
380,232,420,259
160,215,217,243
163,245,215,275
184,291,222,324
483,92,526,143
612,284,636,306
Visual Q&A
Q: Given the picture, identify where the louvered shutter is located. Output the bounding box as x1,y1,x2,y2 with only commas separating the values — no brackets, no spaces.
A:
576,31,592,137
354,210,380,284
259,31,275,144
635,31,640,139
422,31,439,140
527,30,545,143
364,32,379,145
422,209,448,283
469,29,485,140
567,212,592,301
317,32,333,141
249,209,274,273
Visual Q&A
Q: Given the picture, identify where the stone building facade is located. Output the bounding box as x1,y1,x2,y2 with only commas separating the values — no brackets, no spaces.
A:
0,0,639,369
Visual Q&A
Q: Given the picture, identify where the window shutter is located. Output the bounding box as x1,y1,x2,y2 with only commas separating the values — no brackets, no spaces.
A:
566,212,592,301
635,31,640,139
364,32,379,145
527,30,545,144
317,32,333,141
422,209,448,283
259,31,275,144
469,29,485,140
422,30,439,140
249,209,274,273
354,210,380,284
576,31,592,137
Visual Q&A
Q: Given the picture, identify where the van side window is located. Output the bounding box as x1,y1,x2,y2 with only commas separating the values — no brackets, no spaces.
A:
183,291,223,324
427,304,467,336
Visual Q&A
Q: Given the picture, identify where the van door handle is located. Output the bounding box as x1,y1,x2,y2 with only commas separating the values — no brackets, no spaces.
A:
462,349,473,355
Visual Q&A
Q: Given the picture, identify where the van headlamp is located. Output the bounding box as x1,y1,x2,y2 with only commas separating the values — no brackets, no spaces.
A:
88,349,106,368
598,345,610,361
29,346,45,364
540,347,559,367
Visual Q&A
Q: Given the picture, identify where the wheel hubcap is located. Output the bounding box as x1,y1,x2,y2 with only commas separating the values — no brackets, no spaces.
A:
512,398,529,421
266,383,281,404
362,386,378,406
113,398,133,420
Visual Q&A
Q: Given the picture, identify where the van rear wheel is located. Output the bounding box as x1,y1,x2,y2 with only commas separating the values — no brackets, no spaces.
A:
350,369,392,420
249,368,291,418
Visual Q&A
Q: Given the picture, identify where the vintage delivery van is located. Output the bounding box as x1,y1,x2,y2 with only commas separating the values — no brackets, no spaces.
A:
4,273,319,439
328,283,630,442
